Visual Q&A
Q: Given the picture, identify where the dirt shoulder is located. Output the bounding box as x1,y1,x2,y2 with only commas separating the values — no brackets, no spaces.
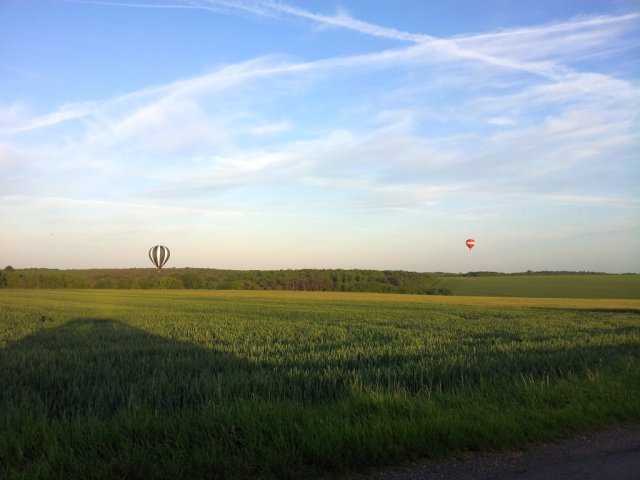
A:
339,424,640,480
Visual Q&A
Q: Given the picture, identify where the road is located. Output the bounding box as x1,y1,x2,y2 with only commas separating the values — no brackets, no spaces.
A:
339,425,640,480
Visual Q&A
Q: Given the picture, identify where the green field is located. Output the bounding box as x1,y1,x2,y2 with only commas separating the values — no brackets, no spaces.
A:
1,289,639,479
437,274,640,298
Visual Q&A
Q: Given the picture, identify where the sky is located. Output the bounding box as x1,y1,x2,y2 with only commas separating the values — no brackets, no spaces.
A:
1,0,639,273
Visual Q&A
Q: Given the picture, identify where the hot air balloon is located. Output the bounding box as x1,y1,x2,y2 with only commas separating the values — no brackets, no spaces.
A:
149,245,170,270
465,238,476,250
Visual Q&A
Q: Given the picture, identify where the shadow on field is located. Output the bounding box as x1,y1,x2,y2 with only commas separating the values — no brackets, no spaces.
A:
2,316,640,420
0,318,349,419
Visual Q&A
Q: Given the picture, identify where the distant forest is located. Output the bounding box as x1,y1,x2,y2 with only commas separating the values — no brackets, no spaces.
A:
0,266,615,294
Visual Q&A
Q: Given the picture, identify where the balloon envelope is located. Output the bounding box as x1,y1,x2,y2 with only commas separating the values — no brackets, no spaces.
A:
149,245,170,269
465,238,476,250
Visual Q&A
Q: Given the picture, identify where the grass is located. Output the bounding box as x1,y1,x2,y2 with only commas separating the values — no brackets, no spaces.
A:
436,274,640,298
1,289,639,479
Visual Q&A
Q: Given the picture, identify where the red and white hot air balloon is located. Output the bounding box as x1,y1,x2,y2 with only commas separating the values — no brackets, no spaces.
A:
465,238,476,250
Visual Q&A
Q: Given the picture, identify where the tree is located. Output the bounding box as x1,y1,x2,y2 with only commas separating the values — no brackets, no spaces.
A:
181,272,205,289
159,276,184,289
117,278,133,289
132,277,153,289
94,279,113,289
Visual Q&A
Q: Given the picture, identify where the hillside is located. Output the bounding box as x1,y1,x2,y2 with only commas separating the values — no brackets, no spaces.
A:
435,274,640,299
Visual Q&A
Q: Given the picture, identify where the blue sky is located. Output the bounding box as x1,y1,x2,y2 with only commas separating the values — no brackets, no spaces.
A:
1,0,638,272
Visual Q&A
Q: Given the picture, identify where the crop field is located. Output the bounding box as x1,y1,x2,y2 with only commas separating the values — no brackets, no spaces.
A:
1,289,639,480
436,274,640,298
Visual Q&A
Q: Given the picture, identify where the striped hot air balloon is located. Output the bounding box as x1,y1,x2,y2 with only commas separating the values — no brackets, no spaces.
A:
465,238,476,250
149,245,170,270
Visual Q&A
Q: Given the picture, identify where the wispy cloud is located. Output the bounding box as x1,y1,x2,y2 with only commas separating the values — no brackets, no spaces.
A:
204,1,639,88
454,13,640,62
11,1,639,140
0,194,243,217
60,0,640,83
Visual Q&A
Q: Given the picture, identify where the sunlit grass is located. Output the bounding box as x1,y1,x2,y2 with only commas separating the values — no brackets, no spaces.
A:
1,289,639,479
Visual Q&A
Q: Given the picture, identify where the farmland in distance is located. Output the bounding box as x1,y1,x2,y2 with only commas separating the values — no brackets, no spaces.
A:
1,289,639,479
436,274,640,298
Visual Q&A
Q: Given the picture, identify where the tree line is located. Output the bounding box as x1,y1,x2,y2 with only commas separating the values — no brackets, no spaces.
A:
0,267,454,295
3,266,617,293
